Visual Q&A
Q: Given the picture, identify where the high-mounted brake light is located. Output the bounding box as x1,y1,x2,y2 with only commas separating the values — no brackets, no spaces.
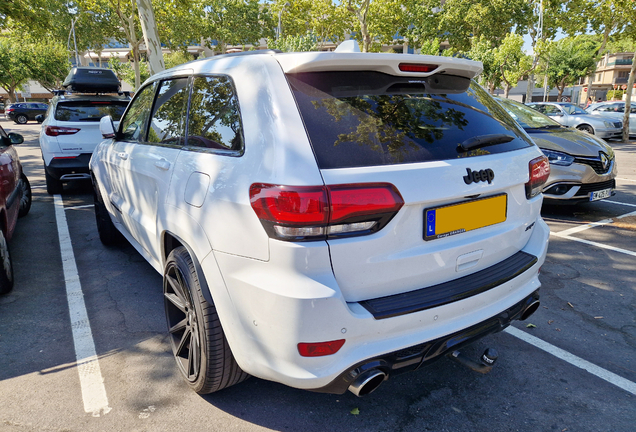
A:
526,156,550,199
298,339,345,357
249,183,404,241
398,63,438,73
46,126,81,136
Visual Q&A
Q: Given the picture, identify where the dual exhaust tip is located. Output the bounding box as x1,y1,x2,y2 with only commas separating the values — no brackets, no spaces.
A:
348,369,387,397
347,298,540,397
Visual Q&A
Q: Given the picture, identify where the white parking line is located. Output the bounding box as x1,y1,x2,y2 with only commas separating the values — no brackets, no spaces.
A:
65,204,94,211
556,218,613,237
505,326,636,396
550,233,636,257
603,199,636,208
616,177,636,182
54,195,111,417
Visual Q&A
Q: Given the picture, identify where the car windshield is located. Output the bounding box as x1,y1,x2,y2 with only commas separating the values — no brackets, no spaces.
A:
55,100,129,122
288,71,532,169
496,98,562,129
560,104,587,115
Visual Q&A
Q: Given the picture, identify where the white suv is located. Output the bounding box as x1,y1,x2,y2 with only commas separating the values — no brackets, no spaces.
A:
90,47,550,396
38,68,130,194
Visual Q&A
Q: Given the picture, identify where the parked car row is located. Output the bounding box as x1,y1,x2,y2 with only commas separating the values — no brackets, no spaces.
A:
5,102,48,124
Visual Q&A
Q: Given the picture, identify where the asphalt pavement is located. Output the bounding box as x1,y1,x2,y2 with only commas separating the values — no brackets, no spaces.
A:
0,120,634,432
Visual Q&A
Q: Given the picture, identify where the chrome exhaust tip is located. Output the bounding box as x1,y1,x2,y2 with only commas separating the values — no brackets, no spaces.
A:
520,300,540,321
348,369,387,397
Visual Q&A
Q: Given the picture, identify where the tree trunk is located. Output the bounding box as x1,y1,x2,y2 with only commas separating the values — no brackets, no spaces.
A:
622,54,636,142
504,83,511,99
136,0,165,76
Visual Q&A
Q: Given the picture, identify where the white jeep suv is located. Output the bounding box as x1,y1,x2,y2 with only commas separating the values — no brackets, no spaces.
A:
90,47,550,396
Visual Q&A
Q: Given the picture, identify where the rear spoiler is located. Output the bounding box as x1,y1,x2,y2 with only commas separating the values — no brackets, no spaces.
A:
275,52,483,80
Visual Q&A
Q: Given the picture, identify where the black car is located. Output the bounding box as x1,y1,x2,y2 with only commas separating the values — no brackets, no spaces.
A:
5,102,49,124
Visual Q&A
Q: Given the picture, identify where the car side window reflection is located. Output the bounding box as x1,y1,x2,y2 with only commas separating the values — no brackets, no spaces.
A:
148,78,189,146
186,75,244,153
119,82,158,142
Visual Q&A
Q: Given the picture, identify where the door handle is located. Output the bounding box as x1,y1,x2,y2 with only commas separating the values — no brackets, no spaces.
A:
117,152,129,160
155,159,171,170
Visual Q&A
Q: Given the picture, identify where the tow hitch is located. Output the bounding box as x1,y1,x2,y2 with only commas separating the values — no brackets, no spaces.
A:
448,348,499,374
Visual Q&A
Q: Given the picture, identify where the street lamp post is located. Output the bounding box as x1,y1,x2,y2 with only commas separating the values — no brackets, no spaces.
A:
277,2,290,40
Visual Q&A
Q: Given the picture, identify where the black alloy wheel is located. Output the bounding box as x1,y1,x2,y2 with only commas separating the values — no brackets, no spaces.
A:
15,114,28,124
163,247,248,394
0,230,14,295
93,181,122,246
18,173,32,218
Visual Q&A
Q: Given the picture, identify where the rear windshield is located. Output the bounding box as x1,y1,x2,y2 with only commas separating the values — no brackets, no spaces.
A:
287,72,533,169
55,100,129,122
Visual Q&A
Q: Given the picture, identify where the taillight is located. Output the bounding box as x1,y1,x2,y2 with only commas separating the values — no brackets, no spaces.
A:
249,183,404,241
398,63,438,73
526,156,550,199
45,126,81,136
297,339,345,357
6,108,13,112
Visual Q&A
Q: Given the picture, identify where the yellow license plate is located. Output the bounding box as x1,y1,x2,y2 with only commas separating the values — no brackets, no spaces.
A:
424,194,507,240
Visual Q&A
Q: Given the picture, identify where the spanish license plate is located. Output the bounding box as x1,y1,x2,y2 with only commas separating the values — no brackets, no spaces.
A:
424,194,507,241
590,188,612,201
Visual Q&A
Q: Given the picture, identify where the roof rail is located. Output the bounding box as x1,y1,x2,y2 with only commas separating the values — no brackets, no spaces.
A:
53,90,66,96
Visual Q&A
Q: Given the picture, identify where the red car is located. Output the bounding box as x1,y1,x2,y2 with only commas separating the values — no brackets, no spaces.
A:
0,124,31,294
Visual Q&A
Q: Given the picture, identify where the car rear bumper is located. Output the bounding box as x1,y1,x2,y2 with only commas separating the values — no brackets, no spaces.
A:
203,216,550,392
44,154,92,181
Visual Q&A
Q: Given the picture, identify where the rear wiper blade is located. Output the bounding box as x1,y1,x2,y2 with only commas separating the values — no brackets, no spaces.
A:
459,133,515,151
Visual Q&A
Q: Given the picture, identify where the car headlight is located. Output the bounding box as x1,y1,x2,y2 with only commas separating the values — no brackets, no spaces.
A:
603,121,613,128
541,149,574,166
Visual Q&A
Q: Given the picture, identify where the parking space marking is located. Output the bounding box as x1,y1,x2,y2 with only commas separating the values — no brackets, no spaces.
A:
616,177,636,182
65,204,94,211
550,232,636,257
603,199,636,208
54,195,111,417
505,327,636,396
556,218,614,237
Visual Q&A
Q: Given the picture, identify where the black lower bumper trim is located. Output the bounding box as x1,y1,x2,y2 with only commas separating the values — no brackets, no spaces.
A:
360,251,537,320
310,290,540,394
45,154,92,179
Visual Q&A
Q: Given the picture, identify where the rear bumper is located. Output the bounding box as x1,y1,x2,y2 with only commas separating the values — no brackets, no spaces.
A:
313,289,540,394
203,216,550,392
44,154,92,181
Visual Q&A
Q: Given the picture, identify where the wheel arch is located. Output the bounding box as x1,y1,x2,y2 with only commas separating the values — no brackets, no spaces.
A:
162,231,215,307
576,123,595,132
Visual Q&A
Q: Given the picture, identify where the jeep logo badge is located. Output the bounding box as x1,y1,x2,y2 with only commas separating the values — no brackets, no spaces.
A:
463,168,495,185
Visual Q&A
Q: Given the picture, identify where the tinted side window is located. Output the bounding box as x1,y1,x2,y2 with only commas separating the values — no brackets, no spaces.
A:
119,83,157,141
186,75,244,153
148,78,189,145
288,71,532,169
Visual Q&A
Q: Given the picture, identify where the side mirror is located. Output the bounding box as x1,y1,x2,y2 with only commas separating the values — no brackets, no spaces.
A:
35,114,44,123
100,115,116,139
8,132,24,145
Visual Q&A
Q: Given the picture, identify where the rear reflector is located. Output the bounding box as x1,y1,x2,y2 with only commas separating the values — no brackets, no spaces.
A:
250,183,404,241
46,126,81,136
298,339,345,357
526,156,550,199
398,63,438,73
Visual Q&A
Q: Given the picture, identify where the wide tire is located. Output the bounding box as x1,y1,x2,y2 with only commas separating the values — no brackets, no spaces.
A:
163,247,248,394
45,170,63,195
0,230,14,295
15,114,28,124
18,173,32,218
93,182,122,246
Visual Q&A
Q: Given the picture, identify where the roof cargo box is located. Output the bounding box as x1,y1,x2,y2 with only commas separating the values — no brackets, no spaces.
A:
62,67,120,93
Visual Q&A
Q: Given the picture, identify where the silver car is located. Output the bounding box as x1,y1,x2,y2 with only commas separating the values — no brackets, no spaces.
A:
526,102,622,139
586,101,636,137
498,98,617,204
